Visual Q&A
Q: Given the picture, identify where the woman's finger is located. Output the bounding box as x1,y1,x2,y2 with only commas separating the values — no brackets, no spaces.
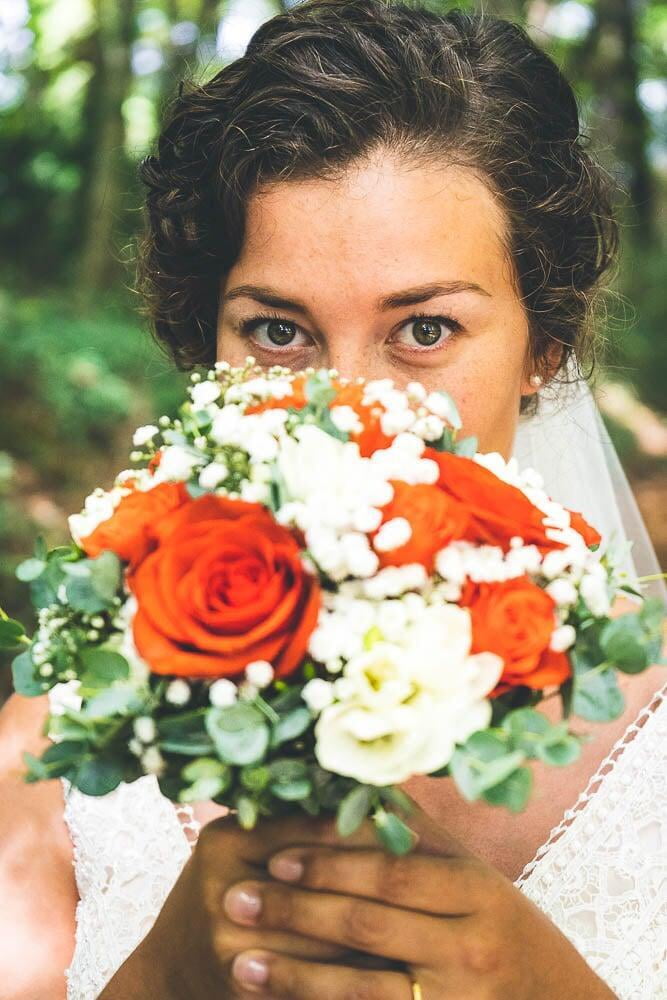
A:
230,948,419,999
266,846,486,915
223,878,467,965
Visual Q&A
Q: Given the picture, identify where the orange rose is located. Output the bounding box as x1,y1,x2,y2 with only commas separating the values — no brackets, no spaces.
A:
430,451,600,552
79,481,188,567
129,495,320,679
333,382,395,455
464,576,570,691
374,480,469,571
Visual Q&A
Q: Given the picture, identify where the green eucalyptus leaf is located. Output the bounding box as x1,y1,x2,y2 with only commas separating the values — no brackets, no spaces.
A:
536,736,581,767
12,649,44,697
206,704,270,765
0,617,27,648
79,649,130,690
16,557,46,582
22,750,50,781
236,794,260,830
272,779,312,801
481,766,533,812
81,685,143,719
336,784,375,837
573,668,625,722
270,706,312,747
240,764,271,792
181,757,229,783
179,775,228,802
600,617,648,674
373,809,418,855
73,757,125,796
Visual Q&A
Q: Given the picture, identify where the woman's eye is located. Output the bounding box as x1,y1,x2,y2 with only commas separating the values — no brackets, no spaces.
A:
394,315,461,350
239,316,310,350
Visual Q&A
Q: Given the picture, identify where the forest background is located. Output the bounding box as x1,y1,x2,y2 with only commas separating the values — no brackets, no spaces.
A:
1,0,665,704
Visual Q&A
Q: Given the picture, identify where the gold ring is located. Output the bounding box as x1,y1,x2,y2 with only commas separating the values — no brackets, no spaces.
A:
409,974,423,1000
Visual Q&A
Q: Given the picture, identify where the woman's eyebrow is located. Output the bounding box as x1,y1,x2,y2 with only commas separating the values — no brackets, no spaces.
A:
220,279,491,314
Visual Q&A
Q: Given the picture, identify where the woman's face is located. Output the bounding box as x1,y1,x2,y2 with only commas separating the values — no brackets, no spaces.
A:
216,152,536,456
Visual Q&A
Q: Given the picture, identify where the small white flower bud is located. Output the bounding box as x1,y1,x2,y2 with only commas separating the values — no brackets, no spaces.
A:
301,678,335,712
245,660,274,688
141,746,166,776
209,678,238,708
133,716,157,744
132,424,159,447
165,679,191,706
550,624,576,653
373,517,412,553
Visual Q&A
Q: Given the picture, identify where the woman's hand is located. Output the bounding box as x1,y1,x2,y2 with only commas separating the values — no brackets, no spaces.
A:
99,811,394,1000
223,804,618,999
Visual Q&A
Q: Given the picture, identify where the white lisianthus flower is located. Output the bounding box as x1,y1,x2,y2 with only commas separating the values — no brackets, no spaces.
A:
209,678,238,707
190,380,221,409
301,677,336,712
132,424,159,447
245,660,274,688
313,605,502,785
199,461,229,490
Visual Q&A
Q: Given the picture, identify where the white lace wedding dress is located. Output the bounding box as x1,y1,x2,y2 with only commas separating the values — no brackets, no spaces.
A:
52,678,667,999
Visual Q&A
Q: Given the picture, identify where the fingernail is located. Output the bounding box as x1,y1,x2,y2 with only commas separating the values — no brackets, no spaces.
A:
232,952,269,986
224,885,262,922
269,853,304,881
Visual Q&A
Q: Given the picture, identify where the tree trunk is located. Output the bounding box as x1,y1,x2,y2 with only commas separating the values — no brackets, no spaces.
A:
77,0,136,295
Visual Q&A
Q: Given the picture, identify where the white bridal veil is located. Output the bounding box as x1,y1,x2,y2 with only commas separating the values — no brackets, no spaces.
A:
512,368,666,605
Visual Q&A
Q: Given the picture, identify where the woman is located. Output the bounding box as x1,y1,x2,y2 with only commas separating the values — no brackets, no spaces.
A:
1,1,665,997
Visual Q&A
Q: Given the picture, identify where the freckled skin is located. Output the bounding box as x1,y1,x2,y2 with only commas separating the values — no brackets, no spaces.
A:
216,151,537,458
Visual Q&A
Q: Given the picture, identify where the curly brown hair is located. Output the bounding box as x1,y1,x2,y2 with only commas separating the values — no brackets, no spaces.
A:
135,0,619,382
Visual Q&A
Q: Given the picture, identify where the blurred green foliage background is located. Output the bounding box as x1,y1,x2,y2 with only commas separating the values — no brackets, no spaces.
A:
1,0,666,703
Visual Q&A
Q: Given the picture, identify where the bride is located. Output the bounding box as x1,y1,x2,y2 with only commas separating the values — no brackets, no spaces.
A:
1,1,665,997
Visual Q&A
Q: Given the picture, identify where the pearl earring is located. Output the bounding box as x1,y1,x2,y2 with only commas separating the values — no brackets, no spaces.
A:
529,373,543,388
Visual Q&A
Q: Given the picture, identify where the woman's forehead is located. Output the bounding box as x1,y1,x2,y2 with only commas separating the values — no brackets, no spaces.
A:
227,156,513,305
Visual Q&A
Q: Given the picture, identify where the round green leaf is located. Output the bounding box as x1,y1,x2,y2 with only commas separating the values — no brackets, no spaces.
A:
74,757,125,796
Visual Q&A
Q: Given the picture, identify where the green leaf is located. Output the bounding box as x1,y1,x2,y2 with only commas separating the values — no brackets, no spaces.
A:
454,435,478,458
270,706,312,747
12,649,44,697
22,750,50,781
600,617,648,674
240,764,271,792
63,552,122,613
336,784,375,837
0,617,27,648
236,794,260,830
81,685,143,718
481,766,533,812
158,709,214,755
38,740,89,777
79,649,130,690
47,714,91,742
179,775,229,802
536,736,581,767
378,786,415,816
373,809,418,855
16,557,46,582
272,779,312,801
181,757,229,783
573,668,625,722
206,704,270,765
73,757,125,795
449,745,525,801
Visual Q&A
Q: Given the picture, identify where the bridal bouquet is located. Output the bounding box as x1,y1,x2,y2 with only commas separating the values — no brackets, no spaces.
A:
3,360,663,853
